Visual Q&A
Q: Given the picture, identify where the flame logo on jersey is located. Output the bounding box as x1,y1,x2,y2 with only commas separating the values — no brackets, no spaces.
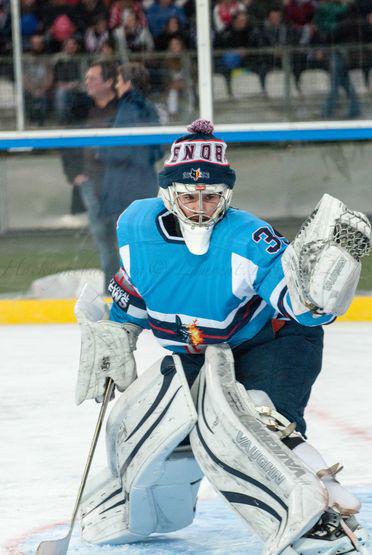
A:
176,316,205,348
187,320,205,347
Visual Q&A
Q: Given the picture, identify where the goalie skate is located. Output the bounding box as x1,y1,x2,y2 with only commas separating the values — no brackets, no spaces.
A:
292,509,369,554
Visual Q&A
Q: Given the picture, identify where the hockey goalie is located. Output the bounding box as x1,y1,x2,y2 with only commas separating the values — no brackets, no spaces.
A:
75,120,371,554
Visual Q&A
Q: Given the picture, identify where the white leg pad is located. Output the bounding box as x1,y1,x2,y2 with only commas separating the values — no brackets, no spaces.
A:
81,355,202,544
190,344,328,555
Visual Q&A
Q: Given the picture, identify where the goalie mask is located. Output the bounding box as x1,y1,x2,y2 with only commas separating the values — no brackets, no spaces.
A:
159,119,236,255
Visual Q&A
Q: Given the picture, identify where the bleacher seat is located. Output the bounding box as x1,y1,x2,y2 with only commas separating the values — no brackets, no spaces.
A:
299,69,329,95
0,79,16,109
349,69,368,94
265,70,299,99
231,70,262,98
213,74,229,101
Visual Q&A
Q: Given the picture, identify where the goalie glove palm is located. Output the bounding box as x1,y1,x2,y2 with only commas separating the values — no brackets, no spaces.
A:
282,194,371,316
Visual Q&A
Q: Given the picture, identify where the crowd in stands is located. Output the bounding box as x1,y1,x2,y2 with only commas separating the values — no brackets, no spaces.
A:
0,0,369,58
0,0,194,55
0,0,371,119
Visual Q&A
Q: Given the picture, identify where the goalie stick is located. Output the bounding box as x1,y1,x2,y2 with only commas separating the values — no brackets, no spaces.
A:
35,378,115,555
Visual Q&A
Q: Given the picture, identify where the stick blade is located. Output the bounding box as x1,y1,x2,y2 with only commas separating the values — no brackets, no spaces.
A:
35,533,71,555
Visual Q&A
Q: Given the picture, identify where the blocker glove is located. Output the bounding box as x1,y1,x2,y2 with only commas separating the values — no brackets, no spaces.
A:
75,283,142,404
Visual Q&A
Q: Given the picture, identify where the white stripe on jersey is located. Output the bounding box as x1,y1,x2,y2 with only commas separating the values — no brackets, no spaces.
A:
250,299,267,322
231,253,258,300
283,291,296,319
269,277,287,311
119,245,131,277
127,305,148,319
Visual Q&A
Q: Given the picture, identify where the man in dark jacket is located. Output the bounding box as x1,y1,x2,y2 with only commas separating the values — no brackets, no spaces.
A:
99,62,163,222
61,60,119,291
214,11,264,95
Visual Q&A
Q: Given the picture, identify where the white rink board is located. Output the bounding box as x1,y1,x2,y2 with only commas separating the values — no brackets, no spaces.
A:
1,323,372,554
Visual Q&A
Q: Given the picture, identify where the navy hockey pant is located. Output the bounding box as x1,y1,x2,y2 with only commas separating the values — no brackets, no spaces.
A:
178,320,324,437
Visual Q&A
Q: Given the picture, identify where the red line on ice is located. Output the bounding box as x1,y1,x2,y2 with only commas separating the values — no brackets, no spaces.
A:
308,404,372,443
3,520,67,555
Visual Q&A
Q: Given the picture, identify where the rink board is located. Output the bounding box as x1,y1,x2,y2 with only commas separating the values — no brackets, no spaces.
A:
0,295,371,324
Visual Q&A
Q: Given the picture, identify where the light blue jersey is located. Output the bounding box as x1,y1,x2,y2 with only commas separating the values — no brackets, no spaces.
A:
109,198,335,354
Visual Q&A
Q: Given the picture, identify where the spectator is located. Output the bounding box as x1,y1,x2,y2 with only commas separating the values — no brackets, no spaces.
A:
261,7,295,47
61,60,119,290
213,0,244,33
313,0,348,42
84,14,110,53
259,7,298,77
109,0,147,30
242,0,279,22
49,14,77,50
283,0,315,29
0,1,11,55
122,9,154,51
322,48,361,118
146,0,187,38
20,0,42,51
236,8,258,39
333,4,372,86
319,3,364,119
214,11,264,95
285,1,320,87
42,0,85,52
53,36,82,123
99,62,163,243
98,36,117,57
81,0,108,27
23,34,54,125
154,15,190,50
164,35,189,116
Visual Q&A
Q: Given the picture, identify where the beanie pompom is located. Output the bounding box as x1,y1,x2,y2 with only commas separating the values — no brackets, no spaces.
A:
187,119,214,135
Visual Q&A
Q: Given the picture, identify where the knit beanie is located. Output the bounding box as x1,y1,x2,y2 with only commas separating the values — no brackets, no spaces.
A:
158,119,236,189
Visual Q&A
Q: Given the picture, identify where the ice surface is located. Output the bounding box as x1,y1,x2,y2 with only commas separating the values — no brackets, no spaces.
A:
1,323,371,554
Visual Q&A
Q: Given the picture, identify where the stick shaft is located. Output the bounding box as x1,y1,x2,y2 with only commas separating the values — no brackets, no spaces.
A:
69,378,115,529
35,378,115,555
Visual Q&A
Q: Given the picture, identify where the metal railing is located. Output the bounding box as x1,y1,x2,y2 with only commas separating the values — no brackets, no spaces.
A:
0,44,371,129
0,51,199,130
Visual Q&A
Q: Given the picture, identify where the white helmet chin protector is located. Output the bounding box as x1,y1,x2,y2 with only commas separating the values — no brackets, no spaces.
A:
160,183,233,255
158,119,236,255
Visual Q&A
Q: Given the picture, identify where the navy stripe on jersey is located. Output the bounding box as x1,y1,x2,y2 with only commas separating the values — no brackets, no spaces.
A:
148,295,263,345
277,286,293,320
108,267,146,312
